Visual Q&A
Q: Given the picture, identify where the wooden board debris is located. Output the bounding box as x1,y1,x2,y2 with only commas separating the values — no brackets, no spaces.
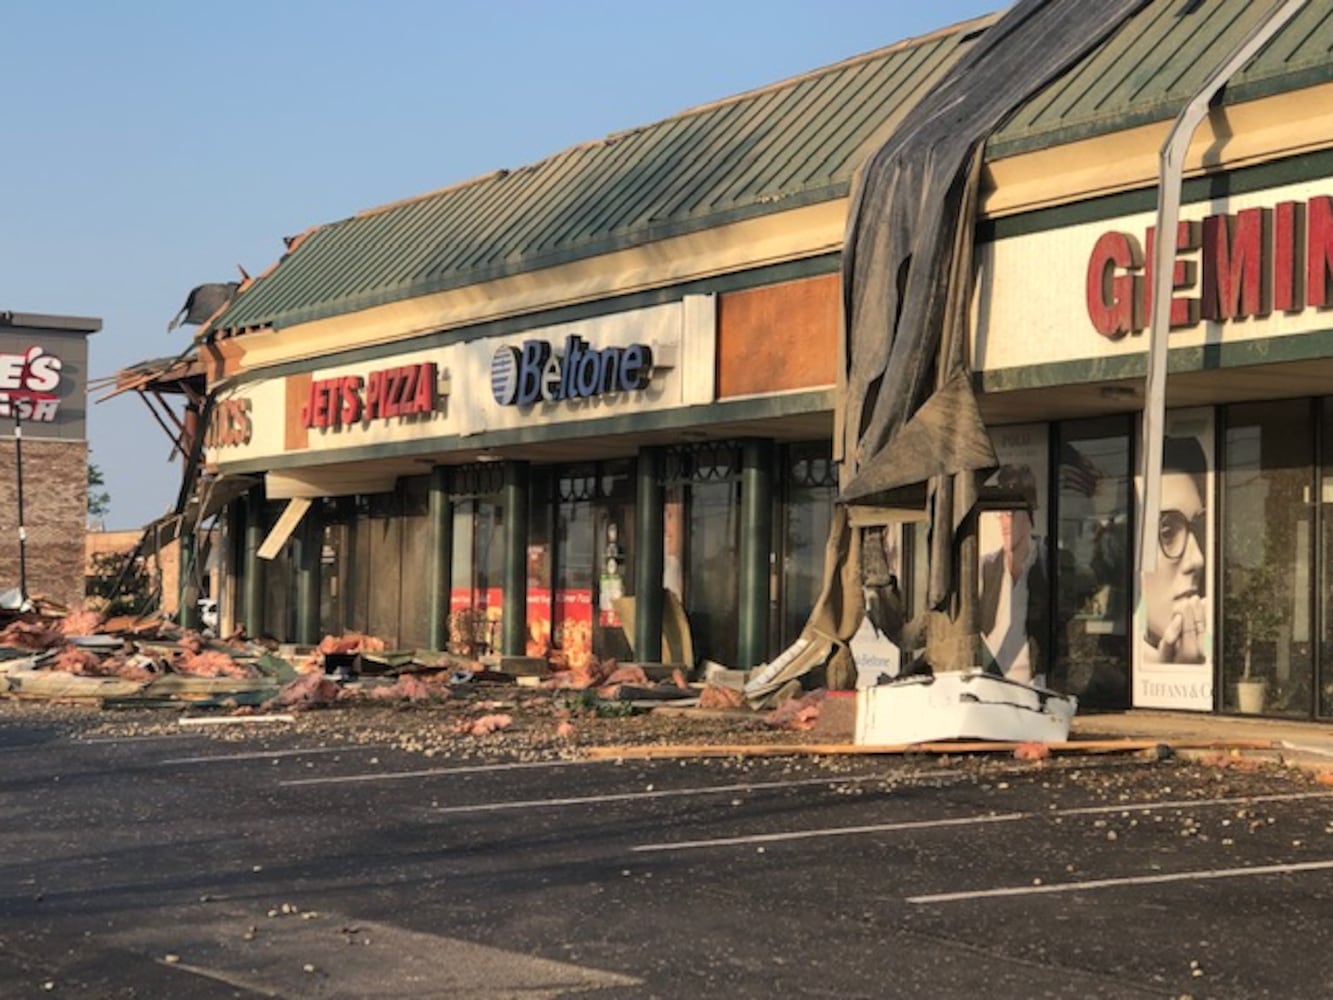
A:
581,739,1282,761
179,714,296,727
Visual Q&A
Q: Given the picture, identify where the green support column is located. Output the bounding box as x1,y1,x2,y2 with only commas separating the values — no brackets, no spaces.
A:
738,439,775,669
501,461,530,657
294,503,321,645
179,531,200,630
428,466,453,652
242,487,265,639
633,447,665,664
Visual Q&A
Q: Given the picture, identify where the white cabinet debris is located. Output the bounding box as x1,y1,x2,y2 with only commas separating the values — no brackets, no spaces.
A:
855,671,1076,745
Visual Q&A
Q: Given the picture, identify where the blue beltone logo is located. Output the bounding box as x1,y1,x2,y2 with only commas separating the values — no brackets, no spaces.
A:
491,335,654,407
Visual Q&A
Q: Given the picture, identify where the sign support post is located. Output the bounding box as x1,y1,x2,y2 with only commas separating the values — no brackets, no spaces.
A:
13,412,27,602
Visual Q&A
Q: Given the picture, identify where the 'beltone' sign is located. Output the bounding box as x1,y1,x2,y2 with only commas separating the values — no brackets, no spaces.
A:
491,335,653,407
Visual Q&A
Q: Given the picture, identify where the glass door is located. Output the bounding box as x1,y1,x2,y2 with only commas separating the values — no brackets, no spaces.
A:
447,497,504,657
550,462,636,669
554,472,595,672
593,462,635,662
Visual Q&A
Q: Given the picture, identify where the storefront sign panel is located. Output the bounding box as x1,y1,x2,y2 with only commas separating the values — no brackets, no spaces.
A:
207,300,714,472
453,300,691,434
0,331,87,439
209,298,709,468
977,179,1333,373
206,381,283,464
299,362,440,429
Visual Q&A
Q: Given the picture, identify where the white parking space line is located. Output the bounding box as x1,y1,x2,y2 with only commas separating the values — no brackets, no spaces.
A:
634,812,1028,852
1053,790,1333,817
78,734,202,745
634,790,1333,853
907,859,1333,904
280,757,604,786
430,772,951,815
161,746,355,765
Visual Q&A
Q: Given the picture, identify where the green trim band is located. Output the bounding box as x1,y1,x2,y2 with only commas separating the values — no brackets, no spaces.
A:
979,328,1333,392
216,388,837,477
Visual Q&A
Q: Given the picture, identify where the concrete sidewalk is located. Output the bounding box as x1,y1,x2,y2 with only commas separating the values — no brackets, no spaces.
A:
806,695,1333,776
1071,709,1333,777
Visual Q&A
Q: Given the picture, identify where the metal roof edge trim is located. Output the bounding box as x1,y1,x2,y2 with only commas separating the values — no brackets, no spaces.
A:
213,388,838,478
0,310,103,333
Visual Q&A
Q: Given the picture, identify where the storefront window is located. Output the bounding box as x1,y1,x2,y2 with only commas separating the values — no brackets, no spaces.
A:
397,476,431,649
527,473,554,661
447,495,504,658
259,500,295,642
594,462,636,662
978,425,1050,687
318,498,354,638
688,479,740,668
548,462,635,668
555,473,595,672
777,444,837,650
449,502,477,654
1322,399,1333,719
1054,418,1131,708
1222,400,1314,717
365,492,403,644
662,443,741,669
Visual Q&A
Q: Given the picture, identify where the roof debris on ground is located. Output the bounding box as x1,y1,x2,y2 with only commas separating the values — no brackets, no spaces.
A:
4,597,1329,781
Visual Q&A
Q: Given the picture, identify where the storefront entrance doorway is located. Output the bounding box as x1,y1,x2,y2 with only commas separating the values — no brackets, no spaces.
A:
542,462,636,671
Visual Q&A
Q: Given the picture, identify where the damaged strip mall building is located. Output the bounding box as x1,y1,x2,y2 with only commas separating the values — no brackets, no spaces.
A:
125,0,1333,723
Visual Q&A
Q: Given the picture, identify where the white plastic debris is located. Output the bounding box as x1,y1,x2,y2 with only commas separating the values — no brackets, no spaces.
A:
854,670,1076,745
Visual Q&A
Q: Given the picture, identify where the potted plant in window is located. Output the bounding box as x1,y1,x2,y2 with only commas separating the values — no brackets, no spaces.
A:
1230,561,1282,714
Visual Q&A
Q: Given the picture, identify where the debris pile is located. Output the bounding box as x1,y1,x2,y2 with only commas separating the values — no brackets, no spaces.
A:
0,599,725,730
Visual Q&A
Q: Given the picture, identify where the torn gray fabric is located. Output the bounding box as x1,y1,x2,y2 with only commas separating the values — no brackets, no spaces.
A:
168,282,240,332
840,0,1149,611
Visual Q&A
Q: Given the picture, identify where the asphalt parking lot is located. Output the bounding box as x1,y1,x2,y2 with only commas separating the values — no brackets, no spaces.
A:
2,713,1331,999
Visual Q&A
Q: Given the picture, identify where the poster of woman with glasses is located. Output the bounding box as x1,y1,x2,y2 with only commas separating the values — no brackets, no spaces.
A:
1135,409,1213,710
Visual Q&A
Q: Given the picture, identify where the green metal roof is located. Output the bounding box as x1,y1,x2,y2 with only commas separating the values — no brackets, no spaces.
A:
990,0,1333,158
210,20,989,334
213,1,1333,337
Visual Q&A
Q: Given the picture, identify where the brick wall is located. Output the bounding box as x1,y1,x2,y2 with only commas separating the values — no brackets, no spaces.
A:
84,529,184,616
0,438,87,607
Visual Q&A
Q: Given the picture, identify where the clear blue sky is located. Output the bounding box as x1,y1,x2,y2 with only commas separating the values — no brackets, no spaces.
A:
2,0,999,529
